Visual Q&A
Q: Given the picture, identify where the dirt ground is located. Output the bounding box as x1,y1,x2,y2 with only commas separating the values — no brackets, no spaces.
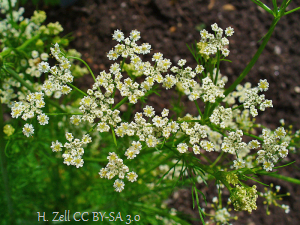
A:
24,0,300,224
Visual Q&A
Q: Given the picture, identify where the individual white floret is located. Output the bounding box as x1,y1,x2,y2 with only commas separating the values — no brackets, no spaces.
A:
200,29,209,39
146,135,158,147
152,52,163,62
70,115,81,126
200,140,214,152
51,140,63,152
258,79,269,91
162,127,171,138
152,116,167,127
274,127,286,138
282,204,290,214
38,61,50,73
31,50,39,58
163,74,177,89
161,108,169,117
112,29,124,42
82,134,92,144
73,157,84,168
177,143,188,153
248,140,260,149
233,158,245,169
193,145,201,154
221,48,230,57
40,53,49,61
263,161,274,171
211,23,219,31
178,59,187,67
140,43,151,55
157,58,172,72
107,50,119,60
143,105,155,117
195,65,204,74
22,123,34,137
225,26,234,36
37,113,49,125
126,171,138,182
113,179,125,192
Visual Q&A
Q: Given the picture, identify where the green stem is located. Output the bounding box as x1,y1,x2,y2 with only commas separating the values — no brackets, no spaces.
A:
120,58,125,71
209,17,280,117
46,113,83,116
224,17,279,97
203,102,210,121
210,151,224,167
194,100,203,119
139,152,175,179
214,50,220,85
67,56,97,82
263,173,300,185
5,68,35,92
232,104,244,111
67,82,88,96
272,0,278,15
110,125,117,146
250,0,273,15
244,132,264,142
284,6,300,15
112,96,128,110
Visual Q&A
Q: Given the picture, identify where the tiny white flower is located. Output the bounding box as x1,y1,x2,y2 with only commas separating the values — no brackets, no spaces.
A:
177,143,188,153
22,123,34,137
126,171,138,182
225,26,234,36
38,61,50,73
113,179,125,192
31,50,39,58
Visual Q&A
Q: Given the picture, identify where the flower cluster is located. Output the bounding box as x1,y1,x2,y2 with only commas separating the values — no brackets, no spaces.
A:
221,130,247,155
40,43,73,97
99,152,138,192
0,0,17,13
51,133,92,168
230,185,258,213
3,124,15,136
210,106,233,128
8,23,296,222
0,76,19,107
260,183,290,215
26,50,49,78
214,208,231,224
243,80,273,117
11,91,49,134
224,82,253,105
125,141,142,159
257,127,289,171
198,23,234,58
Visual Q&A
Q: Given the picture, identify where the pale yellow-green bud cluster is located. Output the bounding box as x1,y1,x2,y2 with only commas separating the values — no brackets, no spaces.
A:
225,173,239,186
3,124,15,136
31,10,47,25
230,185,258,213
